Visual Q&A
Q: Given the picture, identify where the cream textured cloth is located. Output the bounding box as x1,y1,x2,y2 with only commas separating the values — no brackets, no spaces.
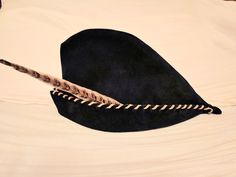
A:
0,0,236,176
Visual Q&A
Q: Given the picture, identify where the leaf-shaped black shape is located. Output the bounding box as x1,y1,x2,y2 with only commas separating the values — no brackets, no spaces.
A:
51,29,221,132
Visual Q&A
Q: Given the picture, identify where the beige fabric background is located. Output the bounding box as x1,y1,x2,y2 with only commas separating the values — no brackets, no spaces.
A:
0,0,236,176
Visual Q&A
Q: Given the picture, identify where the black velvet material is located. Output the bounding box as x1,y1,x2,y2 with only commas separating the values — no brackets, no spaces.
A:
51,90,206,132
51,29,221,132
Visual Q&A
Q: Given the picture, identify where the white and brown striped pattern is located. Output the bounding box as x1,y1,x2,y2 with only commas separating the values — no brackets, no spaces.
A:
52,89,214,114
0,59,214,114
0,59,120,105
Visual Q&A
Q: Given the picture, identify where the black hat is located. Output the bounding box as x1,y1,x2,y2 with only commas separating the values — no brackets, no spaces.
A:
51,29,221,132
0,29,221,132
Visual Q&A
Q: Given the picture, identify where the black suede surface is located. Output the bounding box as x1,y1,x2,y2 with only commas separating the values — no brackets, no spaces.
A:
51,29,220,132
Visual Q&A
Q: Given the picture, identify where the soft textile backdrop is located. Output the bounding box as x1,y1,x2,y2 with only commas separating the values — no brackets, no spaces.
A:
0,0,236,176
